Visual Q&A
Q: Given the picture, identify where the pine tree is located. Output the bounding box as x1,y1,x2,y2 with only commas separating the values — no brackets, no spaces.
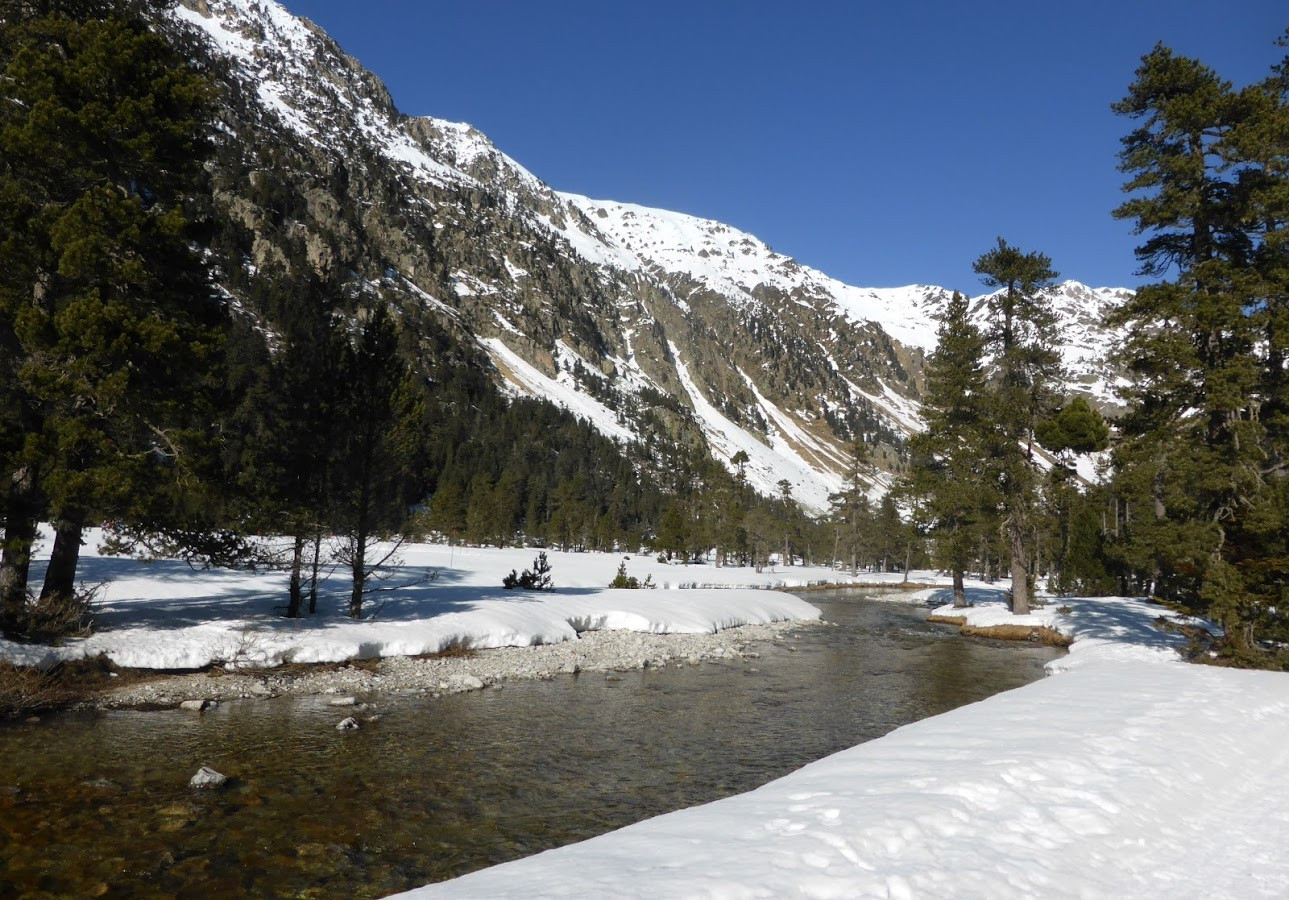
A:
0,4,223,630
973,240,1063,614
1108,40,1289,655
226,272,351,616
1037,398,1111,594
776,479,795,566
655,497,690,562
828,439,872,576
333,301,425,618
903,293,995,606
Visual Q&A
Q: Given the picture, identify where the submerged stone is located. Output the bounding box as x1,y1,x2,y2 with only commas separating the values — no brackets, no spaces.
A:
189,766,227,789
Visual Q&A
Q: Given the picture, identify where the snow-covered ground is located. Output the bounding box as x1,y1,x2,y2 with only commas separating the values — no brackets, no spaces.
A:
398,589,1289,899
0,529,896,670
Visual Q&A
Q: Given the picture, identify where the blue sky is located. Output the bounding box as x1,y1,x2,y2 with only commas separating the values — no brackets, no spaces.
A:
280,1,1283,292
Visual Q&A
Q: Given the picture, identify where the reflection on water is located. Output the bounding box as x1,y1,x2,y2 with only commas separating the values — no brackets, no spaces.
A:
0,592,1060,897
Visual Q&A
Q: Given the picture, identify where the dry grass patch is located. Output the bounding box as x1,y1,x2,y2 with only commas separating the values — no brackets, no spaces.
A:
0,657,129,717
794,581,938,593
959,623,1072,647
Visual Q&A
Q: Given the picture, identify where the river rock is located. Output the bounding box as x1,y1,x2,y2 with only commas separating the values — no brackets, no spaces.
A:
83,777,121,793
179,699,216,711
189,766,227,788
336,717,360,731
328,696,357,707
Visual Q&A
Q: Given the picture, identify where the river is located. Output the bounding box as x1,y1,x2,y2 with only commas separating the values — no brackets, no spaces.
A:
0,591,1061,897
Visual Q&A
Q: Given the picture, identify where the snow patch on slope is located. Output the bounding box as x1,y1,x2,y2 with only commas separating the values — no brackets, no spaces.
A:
174,1,473,189
480,338,635,445
670,344,842,514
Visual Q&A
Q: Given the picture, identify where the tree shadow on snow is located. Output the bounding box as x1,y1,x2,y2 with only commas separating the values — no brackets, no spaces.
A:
58,556,600,632
923,586,1009,608
922,583,1191,654
1059,596,1193,653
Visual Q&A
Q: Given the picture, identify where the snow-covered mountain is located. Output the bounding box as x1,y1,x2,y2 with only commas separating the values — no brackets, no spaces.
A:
168,0,1131,513
564,196,1133,408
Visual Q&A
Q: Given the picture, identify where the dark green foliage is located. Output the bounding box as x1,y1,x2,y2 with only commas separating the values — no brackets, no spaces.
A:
1106,39,1289,659
608,559,654,589
902,292,995,605
828,439,873,576
333,301,426,618
503,552,554,591
0,2,225,632
1037,398,1110,458
973,239,1063,614
222,271,361,615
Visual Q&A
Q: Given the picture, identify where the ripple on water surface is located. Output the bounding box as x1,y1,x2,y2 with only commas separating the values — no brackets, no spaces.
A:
0,592,1061,897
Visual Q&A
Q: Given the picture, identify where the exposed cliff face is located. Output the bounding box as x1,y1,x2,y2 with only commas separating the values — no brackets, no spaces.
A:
168,0,1130,514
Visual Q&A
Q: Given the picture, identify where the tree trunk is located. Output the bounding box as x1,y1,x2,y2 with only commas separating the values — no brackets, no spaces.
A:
953,568,967,607
1151,468,1166,595
349,528,367,619
0,467,39,630
308,530,322,615
286,533,305,618
1009,517,1030,615
39,512,85,604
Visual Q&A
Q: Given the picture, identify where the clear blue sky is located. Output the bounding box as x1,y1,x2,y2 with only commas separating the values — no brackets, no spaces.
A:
280,0,1283,292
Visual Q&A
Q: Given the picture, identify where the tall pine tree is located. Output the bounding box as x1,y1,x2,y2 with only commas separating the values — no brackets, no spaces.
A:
1108,40,1288,656
972,240,1064,614
0,3,223,630
903,292,995,607
333,301,425,618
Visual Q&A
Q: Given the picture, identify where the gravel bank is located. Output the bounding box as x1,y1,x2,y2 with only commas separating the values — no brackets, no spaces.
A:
94,619,818,710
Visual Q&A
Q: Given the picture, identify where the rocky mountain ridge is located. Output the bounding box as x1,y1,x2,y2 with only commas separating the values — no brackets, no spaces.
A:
169,0,1131,513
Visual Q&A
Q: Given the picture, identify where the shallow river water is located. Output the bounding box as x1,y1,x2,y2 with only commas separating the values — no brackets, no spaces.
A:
0,591,1060,897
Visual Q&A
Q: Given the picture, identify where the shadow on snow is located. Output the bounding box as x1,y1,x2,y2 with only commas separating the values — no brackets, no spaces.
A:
47,556,598,634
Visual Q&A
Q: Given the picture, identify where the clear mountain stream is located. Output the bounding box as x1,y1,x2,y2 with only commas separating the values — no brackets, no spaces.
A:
0,591,1061,897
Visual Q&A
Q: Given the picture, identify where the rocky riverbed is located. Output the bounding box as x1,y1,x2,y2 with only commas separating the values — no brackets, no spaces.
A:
94,620,817,710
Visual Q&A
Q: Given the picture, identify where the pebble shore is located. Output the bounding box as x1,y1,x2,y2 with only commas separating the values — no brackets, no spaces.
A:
95,619,817,710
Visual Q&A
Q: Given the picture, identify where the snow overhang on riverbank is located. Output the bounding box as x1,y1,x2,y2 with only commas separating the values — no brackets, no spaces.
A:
398,591,1289,899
